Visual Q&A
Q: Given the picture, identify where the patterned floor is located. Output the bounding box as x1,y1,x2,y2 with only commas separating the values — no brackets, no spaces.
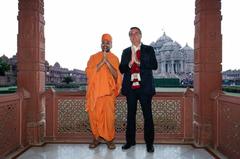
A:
12,143,226,159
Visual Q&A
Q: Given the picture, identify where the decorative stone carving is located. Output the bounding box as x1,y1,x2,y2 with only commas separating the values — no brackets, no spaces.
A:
150,33,194,80
57,97,183,136
40,26,45,43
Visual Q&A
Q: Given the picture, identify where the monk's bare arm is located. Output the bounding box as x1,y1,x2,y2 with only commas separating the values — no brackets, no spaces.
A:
105,58,118,80
96,58,105,71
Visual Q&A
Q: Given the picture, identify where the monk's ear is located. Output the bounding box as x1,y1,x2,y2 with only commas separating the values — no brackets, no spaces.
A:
110,42,112,49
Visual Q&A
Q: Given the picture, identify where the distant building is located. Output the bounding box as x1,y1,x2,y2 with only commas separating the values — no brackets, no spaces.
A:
222,69,240,85
150,33,194,86
150,32,194,80
0,55,86,86
222,69,240,80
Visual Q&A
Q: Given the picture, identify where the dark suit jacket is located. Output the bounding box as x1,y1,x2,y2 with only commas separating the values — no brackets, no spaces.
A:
119,44,158,96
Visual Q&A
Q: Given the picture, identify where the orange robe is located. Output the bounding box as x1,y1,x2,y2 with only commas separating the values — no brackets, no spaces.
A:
85,51,122,141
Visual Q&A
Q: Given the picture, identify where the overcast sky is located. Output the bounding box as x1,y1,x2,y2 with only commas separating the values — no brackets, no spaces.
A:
0,0,239,71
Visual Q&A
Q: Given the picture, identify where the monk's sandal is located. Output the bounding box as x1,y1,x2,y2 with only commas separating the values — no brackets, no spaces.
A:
89,139,100,149
107,141,116,149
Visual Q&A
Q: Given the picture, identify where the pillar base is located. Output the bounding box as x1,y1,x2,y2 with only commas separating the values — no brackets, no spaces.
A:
27,120,45,145
193,121,212,146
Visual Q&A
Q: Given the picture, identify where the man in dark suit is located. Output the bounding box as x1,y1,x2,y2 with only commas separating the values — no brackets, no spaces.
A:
119,27,158,153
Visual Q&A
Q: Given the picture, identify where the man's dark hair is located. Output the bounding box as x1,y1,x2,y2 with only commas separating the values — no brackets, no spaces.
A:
129,27,142,36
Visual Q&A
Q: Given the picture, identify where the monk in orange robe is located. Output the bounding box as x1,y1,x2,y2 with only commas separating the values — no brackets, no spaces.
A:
85,34,122,149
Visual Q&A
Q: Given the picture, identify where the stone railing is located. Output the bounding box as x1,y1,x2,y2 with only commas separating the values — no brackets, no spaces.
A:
212,91,240,159
3,87,240,159
0,89,30,158
45,88,194,143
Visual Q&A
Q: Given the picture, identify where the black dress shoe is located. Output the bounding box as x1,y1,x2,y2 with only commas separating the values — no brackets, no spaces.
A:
147,145,154,153
122,143,136,150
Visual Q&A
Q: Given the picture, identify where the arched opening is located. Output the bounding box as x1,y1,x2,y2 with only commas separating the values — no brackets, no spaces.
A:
2,1,240,159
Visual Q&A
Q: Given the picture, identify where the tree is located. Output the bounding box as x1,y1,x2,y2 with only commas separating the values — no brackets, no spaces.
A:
62,76,74,84
0,58,10,76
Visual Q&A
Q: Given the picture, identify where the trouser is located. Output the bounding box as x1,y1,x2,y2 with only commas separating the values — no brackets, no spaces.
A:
125,90,154,145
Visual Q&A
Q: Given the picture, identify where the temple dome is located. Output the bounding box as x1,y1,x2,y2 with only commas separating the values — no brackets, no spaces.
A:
54,62,61,68
152,32,173,48
160,41,181,51
181,43,193,51
157,32,173,43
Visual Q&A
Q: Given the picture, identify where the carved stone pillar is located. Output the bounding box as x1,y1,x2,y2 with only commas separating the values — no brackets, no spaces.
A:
171,60,174,73
194,0,222,146
181,60,184,73
163,62,166,73
160,62,162,74
17,0,45,145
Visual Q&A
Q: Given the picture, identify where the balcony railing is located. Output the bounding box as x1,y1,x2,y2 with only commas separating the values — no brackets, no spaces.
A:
1,88,239,159
44,88,194,142
212,92,240,159
0,89,30,158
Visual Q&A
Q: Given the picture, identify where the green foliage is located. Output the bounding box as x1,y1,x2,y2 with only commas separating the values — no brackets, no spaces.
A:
0,86,17,94
0,58,10,76
222,86,240,93
55,83,80,88
154,78,180,87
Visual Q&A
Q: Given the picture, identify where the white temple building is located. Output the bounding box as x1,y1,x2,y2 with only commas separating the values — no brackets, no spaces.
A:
150,32,194,81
